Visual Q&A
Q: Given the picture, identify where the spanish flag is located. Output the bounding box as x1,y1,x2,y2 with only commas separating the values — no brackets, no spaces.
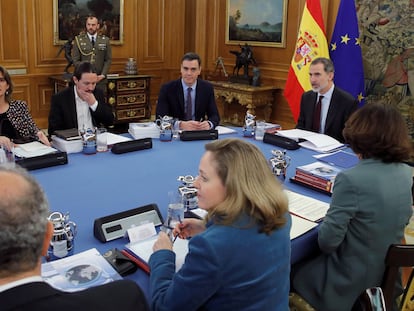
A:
284,0,329,121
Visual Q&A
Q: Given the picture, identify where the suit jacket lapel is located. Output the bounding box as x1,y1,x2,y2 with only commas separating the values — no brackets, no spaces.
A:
325,87,339,131
69,87,79,128
176,80,185,115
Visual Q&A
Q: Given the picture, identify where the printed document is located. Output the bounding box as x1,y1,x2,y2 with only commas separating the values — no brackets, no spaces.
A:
14,141,58,158
285,189,330,222
290,214,318,239
127,235,188,272
277,129,345,153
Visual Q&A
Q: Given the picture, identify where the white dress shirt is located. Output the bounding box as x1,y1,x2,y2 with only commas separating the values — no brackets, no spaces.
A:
319,84,335,134
74,87,98,131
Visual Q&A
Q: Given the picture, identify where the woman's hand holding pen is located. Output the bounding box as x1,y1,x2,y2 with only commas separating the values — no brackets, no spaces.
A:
173,218,206,239
153,218,206,252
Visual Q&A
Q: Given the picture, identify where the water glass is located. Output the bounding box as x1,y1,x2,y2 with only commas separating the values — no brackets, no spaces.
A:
166,191,185,230
96,128,108,152
255,120,266,141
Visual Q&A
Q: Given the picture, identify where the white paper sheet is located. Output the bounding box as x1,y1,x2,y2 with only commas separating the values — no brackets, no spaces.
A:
285,189,330,222
290,214,318,239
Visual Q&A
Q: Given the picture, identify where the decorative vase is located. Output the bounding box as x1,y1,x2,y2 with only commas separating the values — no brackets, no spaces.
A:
124,58,138,75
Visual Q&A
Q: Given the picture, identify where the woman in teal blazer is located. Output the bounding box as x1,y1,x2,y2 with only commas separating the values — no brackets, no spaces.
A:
292,102,413,311
149,138,291,311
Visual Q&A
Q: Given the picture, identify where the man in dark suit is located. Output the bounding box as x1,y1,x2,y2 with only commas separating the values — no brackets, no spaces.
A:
156,52,220,130
48,61,114,137
296,57,358,142
0,165,149,311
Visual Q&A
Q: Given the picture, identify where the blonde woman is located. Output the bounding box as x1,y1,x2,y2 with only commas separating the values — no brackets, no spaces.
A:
150,138,291,311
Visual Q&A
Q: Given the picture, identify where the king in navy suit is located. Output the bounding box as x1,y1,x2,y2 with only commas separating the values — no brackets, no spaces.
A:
156,52,220,130
296,57,358,142
0,165,149,311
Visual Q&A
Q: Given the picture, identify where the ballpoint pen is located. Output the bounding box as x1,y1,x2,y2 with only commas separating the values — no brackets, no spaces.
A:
172,216,183,244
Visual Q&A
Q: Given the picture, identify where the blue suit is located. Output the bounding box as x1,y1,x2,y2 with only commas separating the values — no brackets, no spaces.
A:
155,79,220,128
292,159,413,311
149,213,291,311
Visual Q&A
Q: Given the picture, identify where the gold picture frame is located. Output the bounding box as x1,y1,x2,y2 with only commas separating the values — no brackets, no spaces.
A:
53,0,124,45
226,0,288,48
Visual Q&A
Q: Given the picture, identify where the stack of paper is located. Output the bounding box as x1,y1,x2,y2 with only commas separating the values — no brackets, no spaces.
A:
51,136,83,153
129,122,160,139
277,129,345,153
14,141,59,158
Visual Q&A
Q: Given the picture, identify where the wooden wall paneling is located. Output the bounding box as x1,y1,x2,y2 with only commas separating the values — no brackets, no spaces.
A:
184,0,196,54
0,0,28,67
140,0,165,64
108,0,137,73
30,0,57,70
162,0,186,71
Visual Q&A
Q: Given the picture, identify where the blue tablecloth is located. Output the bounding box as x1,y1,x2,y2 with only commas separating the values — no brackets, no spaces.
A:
31,128,332,300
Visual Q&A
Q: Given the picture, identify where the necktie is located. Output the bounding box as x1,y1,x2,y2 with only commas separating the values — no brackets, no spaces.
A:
312,95,323,133
186,87,192,120
91,37,95,47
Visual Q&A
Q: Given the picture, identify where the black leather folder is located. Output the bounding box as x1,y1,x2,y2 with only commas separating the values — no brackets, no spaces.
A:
263,132,300,150
111,138,152,154
16,151,68,171
180,129,218,141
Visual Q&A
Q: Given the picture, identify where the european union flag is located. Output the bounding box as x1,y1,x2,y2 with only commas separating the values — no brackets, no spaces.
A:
330,0,365,107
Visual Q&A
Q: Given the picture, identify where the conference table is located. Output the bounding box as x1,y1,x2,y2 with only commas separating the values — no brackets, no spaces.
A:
31,127,331,301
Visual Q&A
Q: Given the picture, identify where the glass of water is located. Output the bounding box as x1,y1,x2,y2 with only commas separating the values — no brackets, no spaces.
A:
165,190,184,230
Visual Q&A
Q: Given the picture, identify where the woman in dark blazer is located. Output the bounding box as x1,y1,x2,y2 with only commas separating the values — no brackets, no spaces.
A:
292,102,413,311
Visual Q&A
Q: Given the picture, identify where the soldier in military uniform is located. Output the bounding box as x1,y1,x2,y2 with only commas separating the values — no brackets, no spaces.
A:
72,15,112,91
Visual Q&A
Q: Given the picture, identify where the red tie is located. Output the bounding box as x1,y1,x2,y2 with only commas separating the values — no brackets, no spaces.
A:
312,95,323,133
185,87,192,120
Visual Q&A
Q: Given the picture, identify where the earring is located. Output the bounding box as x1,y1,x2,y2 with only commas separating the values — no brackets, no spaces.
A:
5,90,9,95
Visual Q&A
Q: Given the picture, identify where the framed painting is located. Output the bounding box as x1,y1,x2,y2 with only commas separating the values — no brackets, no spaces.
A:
53,0,124,45
226,0,288,47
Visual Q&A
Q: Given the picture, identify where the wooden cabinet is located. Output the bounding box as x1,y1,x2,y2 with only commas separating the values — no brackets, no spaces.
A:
209,81,277,126
107,75,151,124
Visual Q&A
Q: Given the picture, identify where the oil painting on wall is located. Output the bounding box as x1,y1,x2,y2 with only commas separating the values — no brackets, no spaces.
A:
226,0,288,47
53,0,124,45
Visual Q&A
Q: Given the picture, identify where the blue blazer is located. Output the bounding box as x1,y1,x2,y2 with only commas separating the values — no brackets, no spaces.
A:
292,159,413,311
296,86,357,142
48,87,114,136
149,213,291,311
155,79,220,128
